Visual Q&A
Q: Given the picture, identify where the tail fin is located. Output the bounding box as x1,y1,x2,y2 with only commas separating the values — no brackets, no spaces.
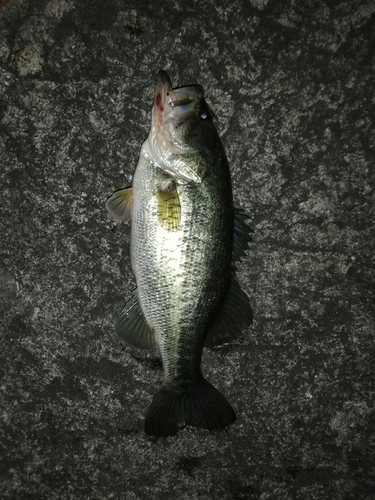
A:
144,379,236,437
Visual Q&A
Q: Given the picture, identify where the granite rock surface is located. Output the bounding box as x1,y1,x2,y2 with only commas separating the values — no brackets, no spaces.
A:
1,0,374,498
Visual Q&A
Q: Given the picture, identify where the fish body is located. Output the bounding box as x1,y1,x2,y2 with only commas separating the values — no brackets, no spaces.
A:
107,71,252,436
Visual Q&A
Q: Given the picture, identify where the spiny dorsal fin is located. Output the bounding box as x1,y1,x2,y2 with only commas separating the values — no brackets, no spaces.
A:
106,187,134,221
232,210,253,269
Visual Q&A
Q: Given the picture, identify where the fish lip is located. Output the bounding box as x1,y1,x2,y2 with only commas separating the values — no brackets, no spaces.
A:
153,71,171,130
170,84,203,100
156,70,203,102
157,70,172,88
154,70,172,110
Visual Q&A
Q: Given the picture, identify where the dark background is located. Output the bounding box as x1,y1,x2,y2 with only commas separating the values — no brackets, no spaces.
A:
1,0,374,498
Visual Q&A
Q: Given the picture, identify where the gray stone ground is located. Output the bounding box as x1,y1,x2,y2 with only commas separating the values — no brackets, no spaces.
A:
1,0,374,498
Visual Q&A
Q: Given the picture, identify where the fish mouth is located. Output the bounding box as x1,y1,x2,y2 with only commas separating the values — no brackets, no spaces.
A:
154,70,203,131
149,71,204,183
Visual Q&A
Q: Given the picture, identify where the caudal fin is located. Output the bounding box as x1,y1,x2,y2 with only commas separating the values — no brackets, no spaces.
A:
144,379,236,437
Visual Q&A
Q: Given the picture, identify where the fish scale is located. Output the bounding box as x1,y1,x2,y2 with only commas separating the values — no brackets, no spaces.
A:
106,70,253,436
132,169,231,385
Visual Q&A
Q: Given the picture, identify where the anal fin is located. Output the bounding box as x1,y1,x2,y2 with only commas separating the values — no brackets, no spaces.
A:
116,291,156,349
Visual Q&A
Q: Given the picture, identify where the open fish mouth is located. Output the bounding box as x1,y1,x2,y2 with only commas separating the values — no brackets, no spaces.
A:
154,70,204,126
149,70,207,182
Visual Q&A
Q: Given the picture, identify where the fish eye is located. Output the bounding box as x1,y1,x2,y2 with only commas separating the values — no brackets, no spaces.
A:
199,107,210,120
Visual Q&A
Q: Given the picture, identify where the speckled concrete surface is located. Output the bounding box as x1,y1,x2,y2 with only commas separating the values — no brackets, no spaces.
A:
1,0,374,498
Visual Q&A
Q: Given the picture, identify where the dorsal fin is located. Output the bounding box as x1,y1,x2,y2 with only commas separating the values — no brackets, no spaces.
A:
205,211,253,346
232,210,252,269
205,279,253,346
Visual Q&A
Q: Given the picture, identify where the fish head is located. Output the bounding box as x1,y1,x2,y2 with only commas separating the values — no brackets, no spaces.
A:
148,70,215,182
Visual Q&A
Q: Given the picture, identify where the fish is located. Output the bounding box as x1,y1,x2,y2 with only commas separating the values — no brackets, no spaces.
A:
106,70,253,437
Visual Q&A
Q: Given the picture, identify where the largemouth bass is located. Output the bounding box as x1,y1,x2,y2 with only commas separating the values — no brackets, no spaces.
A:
106,71,252,437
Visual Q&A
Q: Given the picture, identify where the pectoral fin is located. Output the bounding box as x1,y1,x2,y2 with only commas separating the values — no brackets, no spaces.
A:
116,291,156,349
205,279,253,346
157,181,181,232
106,187,134,221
